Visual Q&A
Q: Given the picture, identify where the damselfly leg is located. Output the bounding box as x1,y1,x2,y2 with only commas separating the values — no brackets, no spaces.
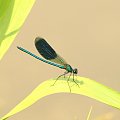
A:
51,71,69,86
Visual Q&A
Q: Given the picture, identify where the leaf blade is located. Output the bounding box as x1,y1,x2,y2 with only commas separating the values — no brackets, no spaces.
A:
0,76,120,120
0,0,35,60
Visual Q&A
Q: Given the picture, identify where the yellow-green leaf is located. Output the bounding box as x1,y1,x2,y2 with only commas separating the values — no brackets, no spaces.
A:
0,0,35,60
0,76,120,120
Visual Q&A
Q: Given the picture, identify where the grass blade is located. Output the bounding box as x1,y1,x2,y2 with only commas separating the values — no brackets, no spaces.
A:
0,76,120,119
86,106,92,120
0,0,35,60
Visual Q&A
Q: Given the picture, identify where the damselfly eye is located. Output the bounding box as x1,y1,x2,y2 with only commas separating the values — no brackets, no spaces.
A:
73,68,78,74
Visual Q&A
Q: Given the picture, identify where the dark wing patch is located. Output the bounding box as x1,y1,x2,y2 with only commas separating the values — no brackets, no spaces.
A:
35,37,57,60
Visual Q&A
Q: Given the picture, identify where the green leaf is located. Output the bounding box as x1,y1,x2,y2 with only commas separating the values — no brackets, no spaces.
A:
0,0,35,60
0,76,120,120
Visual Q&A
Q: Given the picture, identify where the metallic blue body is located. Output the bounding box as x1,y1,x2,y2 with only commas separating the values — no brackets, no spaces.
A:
17,46,65,69
17,37,79,92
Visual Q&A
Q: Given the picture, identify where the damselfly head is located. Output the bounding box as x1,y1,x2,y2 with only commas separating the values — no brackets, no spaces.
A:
73,68,78,74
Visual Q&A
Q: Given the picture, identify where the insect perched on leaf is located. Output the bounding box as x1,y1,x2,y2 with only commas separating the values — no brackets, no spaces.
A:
17,37,79,92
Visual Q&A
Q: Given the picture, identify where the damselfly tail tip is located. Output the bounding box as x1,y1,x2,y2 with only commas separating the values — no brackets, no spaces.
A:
17,46,23,51
17,46,21,49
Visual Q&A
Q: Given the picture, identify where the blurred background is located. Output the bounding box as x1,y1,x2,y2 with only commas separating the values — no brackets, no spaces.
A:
1,0,120,119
